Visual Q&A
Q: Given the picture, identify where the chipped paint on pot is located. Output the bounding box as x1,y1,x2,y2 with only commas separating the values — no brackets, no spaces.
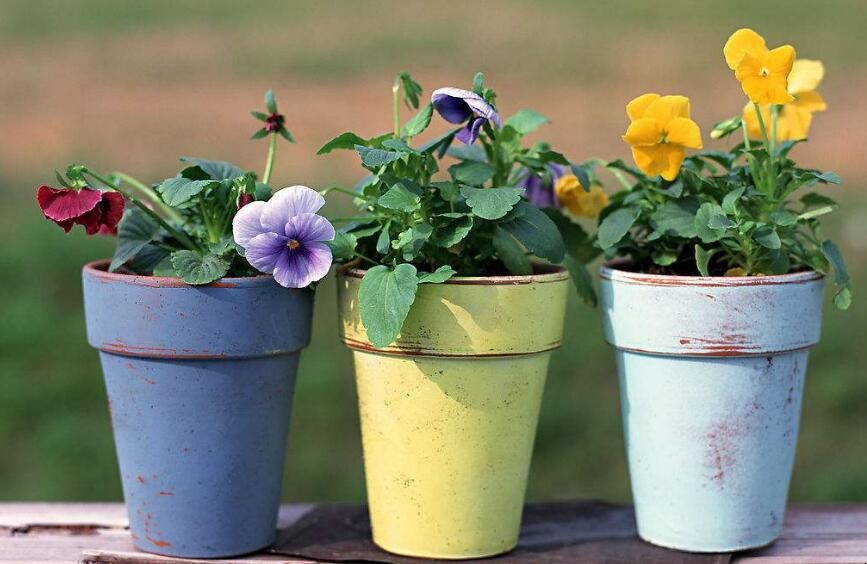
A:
600,263,825,552
82,260,313,558
338,265,569,559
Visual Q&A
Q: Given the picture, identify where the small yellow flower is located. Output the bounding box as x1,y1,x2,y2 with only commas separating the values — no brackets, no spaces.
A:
622,93,703,181
554,175,609,219
742,59,827,142
724,267,747,277
724,28,796,105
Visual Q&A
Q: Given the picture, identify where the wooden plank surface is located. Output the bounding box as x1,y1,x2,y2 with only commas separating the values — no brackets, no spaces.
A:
1,503,866,563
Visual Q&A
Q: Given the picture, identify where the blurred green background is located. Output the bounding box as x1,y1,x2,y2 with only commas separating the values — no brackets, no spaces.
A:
1,0,865,503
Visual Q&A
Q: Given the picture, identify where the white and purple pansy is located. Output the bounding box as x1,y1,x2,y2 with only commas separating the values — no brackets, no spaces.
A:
232,185,335,288
431,87,501,145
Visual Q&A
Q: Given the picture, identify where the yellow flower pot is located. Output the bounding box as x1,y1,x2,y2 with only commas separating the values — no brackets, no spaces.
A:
337,265,569,559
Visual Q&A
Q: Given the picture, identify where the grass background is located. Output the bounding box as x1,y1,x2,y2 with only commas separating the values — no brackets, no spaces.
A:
1,0,865,503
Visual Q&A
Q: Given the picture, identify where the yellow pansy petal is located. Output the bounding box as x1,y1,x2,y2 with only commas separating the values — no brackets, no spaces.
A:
788,59,824,94
724,28,767,70
766,45,796,77
623,118,662,146
626,93,661,120
631,145,667,177
793,90,827,112
660,145,686,181
778,106,813,140
666,117,703,149
740,74,794,105
741,102,770,139
645,95,691,124
725,267,747,277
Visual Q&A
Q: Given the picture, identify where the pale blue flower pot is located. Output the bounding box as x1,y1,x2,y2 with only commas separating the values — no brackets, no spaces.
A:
601,264,824,552
82,260,313,557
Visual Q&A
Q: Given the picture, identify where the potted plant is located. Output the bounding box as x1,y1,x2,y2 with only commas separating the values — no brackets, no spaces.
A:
36,92,335,558
319,72,598,559
590,28,850,552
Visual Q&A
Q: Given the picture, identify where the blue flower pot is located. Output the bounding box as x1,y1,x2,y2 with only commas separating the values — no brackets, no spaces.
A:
82,260,313,558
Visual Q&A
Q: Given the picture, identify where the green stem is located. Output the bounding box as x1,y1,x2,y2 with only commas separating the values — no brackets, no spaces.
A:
84,169,199,251
769,105,779,157
328,216,378,223
199,203,219,244
319,186,370,200
354,251,379,267
741,119,764,193
262,134,278,185
753,103,771,152
591,157,632,190
392,78,401,138
112,171,184,224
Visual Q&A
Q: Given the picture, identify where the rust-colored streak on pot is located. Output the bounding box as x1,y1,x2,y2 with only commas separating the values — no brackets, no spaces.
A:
340,336,560,358
158,491,175,496
99,341,229,360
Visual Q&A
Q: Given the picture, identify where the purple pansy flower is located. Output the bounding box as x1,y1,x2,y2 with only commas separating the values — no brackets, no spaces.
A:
431,87,501,145
519,163,566,208
233,185,335,288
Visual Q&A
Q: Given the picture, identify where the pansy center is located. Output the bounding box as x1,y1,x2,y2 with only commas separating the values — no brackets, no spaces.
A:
287,239,301,250
659,131,669,144
760,67,770,77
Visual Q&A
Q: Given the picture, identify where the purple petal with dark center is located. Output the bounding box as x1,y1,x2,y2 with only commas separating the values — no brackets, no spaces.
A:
284,212,335,243
244,232,288,273
431,92,472,124
272,241,333,288
232,200,267,246
455,117,485,145
260,185,325,232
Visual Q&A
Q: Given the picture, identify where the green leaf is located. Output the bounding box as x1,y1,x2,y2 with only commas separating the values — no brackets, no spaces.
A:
798,205,837,221
446,144,487,162
569,164,592,192
650,199,699,238
378,183,421,211
418,128,457,156
563,254,597,306
392,223,432,261
695,245,718,277
449,160,496,186
156,176,219,207
460,186,524,220
251,111,268,121
472,72,485,94
152,257,176,277
505,108,550,135
355,144,404,168
722,186,746,215
433,215,473,247
770,210,799,226
801,192,837,208
317,132,368,155
179,157,244,180
127,244,170,274
598,207,641,249
753,225,782,249
433,181,460,202
499,202,565,263
109,208,160,271
538,150,570,166
822,240,852,309
376,222,391,254
279,128,296,143
170,251,230,285
398,72,423,109
694,203,730,244
250,128,268,140
265,90,277,113
402,103,433,137
418,265,456,284
493,227,532,275
358,264,419,348
326,232,357,261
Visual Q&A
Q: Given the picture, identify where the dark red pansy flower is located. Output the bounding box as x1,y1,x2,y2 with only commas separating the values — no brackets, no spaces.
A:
264,112,285,133
237,192,254,210
36,186,125,235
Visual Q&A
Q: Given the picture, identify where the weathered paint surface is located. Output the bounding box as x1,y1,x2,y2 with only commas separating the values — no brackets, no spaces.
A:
337,266,569,559
82,260,312,558
600,264,825,552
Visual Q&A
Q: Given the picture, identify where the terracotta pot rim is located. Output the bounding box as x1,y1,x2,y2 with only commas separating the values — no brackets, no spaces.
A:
83,259,282,289
337,261,568,285
600,259,823,287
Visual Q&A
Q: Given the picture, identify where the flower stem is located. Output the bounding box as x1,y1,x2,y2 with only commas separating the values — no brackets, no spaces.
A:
392,78,401,138
112,171,184,224
262,133,278,185
84,169,200,252
319,186,370,200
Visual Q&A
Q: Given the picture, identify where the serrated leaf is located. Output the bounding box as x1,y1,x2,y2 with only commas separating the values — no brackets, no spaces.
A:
695,245,718,277
753,225,781,249
694,203,729,244
433,215,473,247
109,208,160,271
127,244,170,274
179,157,245,180
402,102,433,137
460,186,524,220
449,160,496,186
392,223,432,261
770,210,799,226
801,192,837,208
822,240,852,309
326,232,357,261
650,199,699,238
358,264,419,348
355,144,404,168
418,265,456,284
505,108,550,135
493,227,532,275
722,186,746,215
170,251,230,285
378,183,420,211
317,132,368,155
499,201,565,263
446,144,487,162
156,176,219,207
598,207,641,249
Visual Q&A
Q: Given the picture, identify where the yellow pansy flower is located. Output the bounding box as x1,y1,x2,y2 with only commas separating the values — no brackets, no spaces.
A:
554,175,609,219
622,93,703,181
724,28,796,105
742,59,827,142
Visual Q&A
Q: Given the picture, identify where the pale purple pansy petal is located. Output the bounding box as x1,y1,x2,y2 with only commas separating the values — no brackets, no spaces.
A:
260,185,325,232
244,232,287,273
431,88,473,123
272,242,332,288
521,163,565,209
431,87,501,142
284,212,336,243
455,117,485,145
232,200,267,246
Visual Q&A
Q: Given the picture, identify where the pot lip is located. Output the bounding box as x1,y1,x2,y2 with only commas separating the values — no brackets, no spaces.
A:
600,258,823,287
337,261,568,285
83,259,279,289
